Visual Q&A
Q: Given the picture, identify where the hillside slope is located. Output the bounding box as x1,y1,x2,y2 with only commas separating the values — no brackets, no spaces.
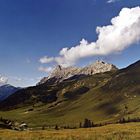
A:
0,60,139,127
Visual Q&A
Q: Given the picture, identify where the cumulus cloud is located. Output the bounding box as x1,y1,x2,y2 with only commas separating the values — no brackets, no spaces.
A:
38,66,53,73
0,75,8,85
40,6,140,67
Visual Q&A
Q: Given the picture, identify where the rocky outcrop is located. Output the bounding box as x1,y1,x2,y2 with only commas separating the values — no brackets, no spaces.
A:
49,65,81,80
38,61,118,85
38,65,81,85
80,60,118,75
0,117,28,131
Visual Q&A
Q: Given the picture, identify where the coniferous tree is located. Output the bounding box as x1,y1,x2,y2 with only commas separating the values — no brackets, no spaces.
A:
42,125,45,130
91,122,94,127
83,118,92,128
79,122,82,128
83,118,88,128
55,125,59,130
88,119,92,127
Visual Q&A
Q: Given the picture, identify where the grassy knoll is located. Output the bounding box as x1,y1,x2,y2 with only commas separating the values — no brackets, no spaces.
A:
0,122,140,140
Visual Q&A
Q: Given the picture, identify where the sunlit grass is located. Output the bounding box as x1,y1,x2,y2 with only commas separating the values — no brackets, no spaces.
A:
0,122,140,140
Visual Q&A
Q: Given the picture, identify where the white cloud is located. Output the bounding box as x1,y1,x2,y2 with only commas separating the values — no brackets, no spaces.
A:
0,75,8,85
39,56,54,64
40,6,140,67
107,0,120,3
38,66,53,73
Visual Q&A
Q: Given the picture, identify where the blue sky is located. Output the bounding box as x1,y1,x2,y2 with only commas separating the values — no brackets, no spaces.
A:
0,0,140,87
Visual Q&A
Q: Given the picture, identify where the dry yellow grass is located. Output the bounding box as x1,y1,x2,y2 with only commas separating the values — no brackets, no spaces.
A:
0,122,140,140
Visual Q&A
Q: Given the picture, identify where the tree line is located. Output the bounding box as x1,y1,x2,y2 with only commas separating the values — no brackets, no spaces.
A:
49,117,140,130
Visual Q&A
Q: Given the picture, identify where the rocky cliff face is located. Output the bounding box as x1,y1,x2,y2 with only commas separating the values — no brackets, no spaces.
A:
38,61,118,85
80,60,118,75
49,65,81,80
38,65,81,85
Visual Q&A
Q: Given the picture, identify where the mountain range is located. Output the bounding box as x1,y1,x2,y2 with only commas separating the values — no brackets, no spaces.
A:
38,60,118,85
0,84,20,101
0,60,139,127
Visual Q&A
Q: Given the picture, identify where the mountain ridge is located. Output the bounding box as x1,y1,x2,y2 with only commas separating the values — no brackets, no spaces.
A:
38,60,118,85
0,60,139,127
0,84,21,101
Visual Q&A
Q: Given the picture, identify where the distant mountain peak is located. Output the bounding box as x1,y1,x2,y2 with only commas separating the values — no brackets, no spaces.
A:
49,65,81,80
0,84,21,101
80,60,118,75
38,60,118,85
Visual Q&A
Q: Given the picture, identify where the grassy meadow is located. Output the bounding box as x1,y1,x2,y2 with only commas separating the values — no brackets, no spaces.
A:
0,122,140,140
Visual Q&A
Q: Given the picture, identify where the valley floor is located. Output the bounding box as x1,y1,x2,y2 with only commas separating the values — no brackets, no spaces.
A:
0,122,140,140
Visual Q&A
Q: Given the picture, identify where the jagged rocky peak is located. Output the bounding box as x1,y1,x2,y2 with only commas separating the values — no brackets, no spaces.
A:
49,65,63,78
49,65,81,79
37,65,81,85
80,60,118,75
38,60,118,85
53,65,62,72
